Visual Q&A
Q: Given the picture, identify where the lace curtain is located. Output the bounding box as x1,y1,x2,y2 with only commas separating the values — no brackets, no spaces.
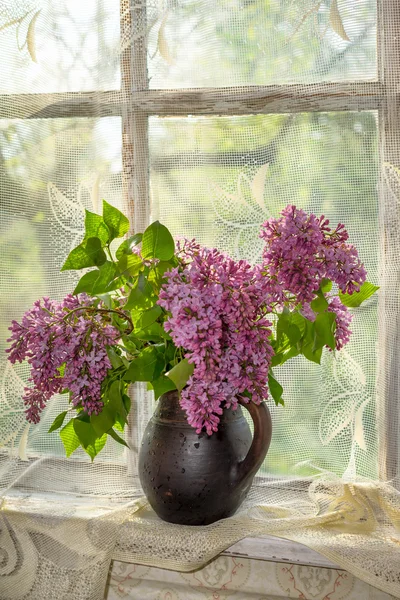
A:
0,1,400,599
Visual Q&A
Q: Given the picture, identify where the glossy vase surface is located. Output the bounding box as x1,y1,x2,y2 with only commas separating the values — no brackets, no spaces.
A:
138,390,272,525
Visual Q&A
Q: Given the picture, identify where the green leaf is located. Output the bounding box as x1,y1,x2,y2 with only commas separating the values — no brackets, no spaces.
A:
164,343,176,365
60,420,81,457
110,312,131,336
73,418,99,449
290,311,307,334
115,234,143,260
142,221,175,261
268,371,284,406
114,419,124,433
299,319,314,347
61,237,107,271
125,273,155,311
302,342,323,365
121,334,139,354
116,254,143,278
301,321,323,364
114,410,128,431
108,428,129,448
270,352,283,367
84,433,108,461
271,345,299,367
73,262,123,296
56,363,66,378
103,200,130,241
84,210,109,245
133,322,166,341
73,270,99,295
277,313,302,345
90,380,127,437
272,329,289,354
123,347,164,382
321,278,332,293
152,375,177,400
97,293,113,308
122,393,131,414
148,261,174,289
339,281,379,308
107,347,124,369
90,404,115,437
310,290,328,314
166,358,194,392
280,346,300,365
48,411,68,433
314,311,336,351
92,261,120,294
137,305,162,329
109,379,127,421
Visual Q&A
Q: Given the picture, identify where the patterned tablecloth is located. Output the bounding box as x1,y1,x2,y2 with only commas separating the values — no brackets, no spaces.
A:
105,555,398,600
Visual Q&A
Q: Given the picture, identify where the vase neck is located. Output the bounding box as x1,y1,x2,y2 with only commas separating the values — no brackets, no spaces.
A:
154,391,244,426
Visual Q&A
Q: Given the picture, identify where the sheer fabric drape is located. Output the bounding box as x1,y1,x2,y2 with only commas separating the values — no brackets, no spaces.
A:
0,1,400,599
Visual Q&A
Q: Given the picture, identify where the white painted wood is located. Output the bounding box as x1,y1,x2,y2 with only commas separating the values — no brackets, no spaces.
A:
0,91,123,119
0,81,383,120
120,0,150,234
120,0,151,472
377,0,400,483
131,82,384,115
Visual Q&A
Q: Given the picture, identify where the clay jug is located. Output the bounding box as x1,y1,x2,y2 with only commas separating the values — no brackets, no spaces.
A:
138,390,272,525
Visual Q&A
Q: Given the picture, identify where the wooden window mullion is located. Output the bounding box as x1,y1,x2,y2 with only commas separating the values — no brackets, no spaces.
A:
377,0,400,482
0,82,383,120
120,0,151,470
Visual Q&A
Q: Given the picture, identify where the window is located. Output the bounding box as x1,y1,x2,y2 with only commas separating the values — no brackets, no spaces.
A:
0,0,397,483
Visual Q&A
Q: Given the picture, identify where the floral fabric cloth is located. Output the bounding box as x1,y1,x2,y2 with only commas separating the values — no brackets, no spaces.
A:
105,556,397,600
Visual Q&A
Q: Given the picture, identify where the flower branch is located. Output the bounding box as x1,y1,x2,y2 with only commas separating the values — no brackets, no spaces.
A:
62,306,134,334
5,201,378,460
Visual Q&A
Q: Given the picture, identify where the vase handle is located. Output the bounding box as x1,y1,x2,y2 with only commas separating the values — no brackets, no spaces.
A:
237,400,272,483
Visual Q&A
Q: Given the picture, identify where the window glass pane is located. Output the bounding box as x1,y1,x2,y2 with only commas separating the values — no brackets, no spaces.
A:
149,111,379,478
0,116,123,458
0,0,120,93
147,0,377,88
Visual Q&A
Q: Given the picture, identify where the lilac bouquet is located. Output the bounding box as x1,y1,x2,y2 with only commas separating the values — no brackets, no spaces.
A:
6,202,378,459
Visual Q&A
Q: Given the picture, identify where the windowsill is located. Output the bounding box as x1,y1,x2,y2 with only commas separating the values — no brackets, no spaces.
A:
222,535,338,569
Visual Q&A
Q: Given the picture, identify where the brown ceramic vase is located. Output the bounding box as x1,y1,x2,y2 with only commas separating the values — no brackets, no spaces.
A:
138,390,272,525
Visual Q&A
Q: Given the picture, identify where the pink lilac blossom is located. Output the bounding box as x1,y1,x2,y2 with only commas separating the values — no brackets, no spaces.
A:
161,209,365,434
158,243,274,435
260,205,326,304
299,302,316,322
6,294,119,423
327,297,353,350
260,205,366,304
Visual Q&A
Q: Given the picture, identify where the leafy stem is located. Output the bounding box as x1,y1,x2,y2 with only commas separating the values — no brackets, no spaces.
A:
63,306,134,334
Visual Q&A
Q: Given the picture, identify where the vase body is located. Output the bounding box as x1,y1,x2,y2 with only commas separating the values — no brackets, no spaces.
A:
138,390,272,525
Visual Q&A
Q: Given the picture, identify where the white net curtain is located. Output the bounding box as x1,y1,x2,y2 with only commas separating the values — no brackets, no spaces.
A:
0,1,400,599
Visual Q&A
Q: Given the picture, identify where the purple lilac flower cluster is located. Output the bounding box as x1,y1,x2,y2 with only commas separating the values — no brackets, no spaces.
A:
260,205,366,350
158,241,274,435
260,205,366,302
327,298,353,350
6,294,119,423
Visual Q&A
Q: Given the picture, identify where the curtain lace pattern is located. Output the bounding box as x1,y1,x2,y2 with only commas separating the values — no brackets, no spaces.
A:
0,1,400,599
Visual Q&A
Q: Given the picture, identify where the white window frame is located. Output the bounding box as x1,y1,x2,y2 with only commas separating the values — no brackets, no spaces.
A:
2,0,398,563
2,0,395,478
